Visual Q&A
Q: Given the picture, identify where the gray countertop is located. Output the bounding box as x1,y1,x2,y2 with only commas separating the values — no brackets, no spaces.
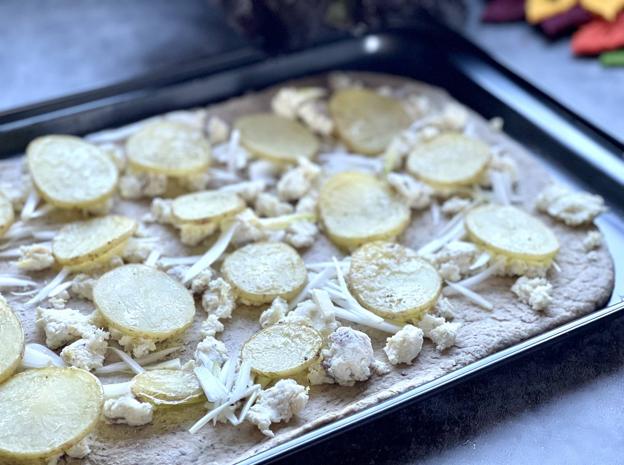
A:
1,2,622,464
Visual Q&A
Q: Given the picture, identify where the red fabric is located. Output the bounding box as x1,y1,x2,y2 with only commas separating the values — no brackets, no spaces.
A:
482,0,526,22
540,6,593,37
572,12,624,55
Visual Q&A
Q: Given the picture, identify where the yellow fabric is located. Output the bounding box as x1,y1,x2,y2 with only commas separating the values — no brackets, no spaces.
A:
525,0,577,24
580,0,624,21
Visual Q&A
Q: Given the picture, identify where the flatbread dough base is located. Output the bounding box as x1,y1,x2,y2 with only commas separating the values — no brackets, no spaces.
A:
0,72,613,465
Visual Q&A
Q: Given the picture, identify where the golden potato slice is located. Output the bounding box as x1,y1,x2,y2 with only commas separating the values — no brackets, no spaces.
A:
53,215,137,267
0,193,14,238
329,88,411,155
235,113,319,163
0,298,24,384
407,133,491,188
242,324,322,378
126,121,211,176
0,367,102,461
319,172,410,250
131,369,204,407
465,204,559,261
349,241,442,320
27,135,118,208
172,190,245,225
94,264,196,339
222,242,307,305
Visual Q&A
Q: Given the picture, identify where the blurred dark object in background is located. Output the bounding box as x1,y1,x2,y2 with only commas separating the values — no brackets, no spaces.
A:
217,0,467,50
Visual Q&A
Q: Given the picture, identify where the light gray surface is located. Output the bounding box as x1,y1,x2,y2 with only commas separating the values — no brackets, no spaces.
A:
1,2,623,465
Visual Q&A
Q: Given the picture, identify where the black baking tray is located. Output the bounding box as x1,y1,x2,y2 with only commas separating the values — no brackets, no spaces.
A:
1,18,623,465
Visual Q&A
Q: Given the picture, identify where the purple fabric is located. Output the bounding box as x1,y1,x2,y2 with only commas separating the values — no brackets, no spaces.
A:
482,0,525,23
540,6,593,37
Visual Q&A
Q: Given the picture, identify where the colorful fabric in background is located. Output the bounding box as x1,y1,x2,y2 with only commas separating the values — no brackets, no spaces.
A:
482,0,624,66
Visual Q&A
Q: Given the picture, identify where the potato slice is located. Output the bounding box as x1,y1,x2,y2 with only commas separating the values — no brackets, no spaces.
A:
126,121,211,176
349,241,442,320
131,369,204,407
94,264,195,338
329,88,411,155
235,113,319,163
53,215,137,267
222,242,307,305
0,298,24,384
172,190,245,225
465,204,559,261
407,133,490,188
242,324,322,378
27,135,118,208
0,193,14,238
319,172,410,250
0,367,102,461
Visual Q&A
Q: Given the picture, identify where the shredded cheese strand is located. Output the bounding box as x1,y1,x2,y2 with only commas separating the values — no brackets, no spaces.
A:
445,282,493,310
27,267,70,305
110,348,145,375
183,222,238,283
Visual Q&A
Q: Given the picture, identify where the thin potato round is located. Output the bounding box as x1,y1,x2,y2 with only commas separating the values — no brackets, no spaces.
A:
172,190,245,225
235,113,319,163
349,241,442,320
131,369,204,407
0,298,24,384
329,88,411,155
94,264,195,338
465,204,559,261
0,368,102,460
242,324,322,378
27,135,118,208
407,133,490,188
53,215,137,267
222,242,307,305
126,121,211,176
319,172,410,250
0,193,14,238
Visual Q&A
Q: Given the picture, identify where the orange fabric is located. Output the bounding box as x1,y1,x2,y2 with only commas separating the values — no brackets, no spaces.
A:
525,0,577,24
580,0,624,21
572,12,624,55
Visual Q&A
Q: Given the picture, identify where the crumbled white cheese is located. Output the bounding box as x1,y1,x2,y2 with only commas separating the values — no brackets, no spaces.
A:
121,238,152,263
259,297,289,328
48,290,69,309
175,172,211,191
200,314,225,337
255,192,294,217
178,222,217,246
119,171,167,199
148,197,174,224
277,158,321,201
295,191,318,214
60,328,109,371
427,241,480,282
16,244,54,271
166,265,189,282
271,87,326,119
488,147,518,184
104,395,154,426
99,143,126,171
511,276,553,311
298,100,334,136
435,297,456,320
220,180,265,202
429,322,460,351
189,268,215,294
247,159,282,184
321,327,374,386
64,437,91,459
384,324,424,365
439,103,468,130
201,278,236,319
0,174,31,210
111,329,158,358
403,94,431,119
70,273,97,301
536,184,606,226
583,231,602,251
441,196,472,215
417,313,446,338
231,208,285,246
284,299,339,337
285,220,318,249
387,172,432,209
307,360,335,385
35,307,96,349
195,335,228,366
493,254,551,278
206,116,230,145
328,72,362,90
247,379,309,437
